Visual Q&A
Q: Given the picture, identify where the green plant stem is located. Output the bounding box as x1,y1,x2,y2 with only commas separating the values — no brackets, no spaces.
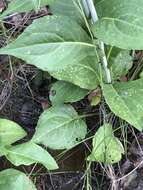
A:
85,0,112,83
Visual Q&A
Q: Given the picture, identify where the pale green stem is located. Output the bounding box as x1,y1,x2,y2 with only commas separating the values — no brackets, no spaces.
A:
84,0,112,83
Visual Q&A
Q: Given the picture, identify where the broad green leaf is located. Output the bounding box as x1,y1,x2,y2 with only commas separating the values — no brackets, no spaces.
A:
0,0,53,19
0,146,9,157
87,124,124,164
93,0,143,50
103,79,143,131
50,81,89,105
107,47,132,80
0,169,36,190
0,119,27,146
6,142,58,170
140,71,143,78
32,105,87,149
0,15,99,90
50,0,84,24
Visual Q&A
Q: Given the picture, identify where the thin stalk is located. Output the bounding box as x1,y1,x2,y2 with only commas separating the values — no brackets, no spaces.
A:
76,0,93,39
107,46,113,61
84,0,112,83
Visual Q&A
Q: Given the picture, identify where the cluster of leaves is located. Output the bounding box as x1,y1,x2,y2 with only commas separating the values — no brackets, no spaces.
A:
0,0,143,189
0,119,58,189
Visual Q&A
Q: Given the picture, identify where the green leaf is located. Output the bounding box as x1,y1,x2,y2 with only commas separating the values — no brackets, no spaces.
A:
50,0,84,24
0,146,9,157
32,105,87,149
103,79,143,131
90,95,101,106
6,142,58,170
87,123,124,164
139,71,143,78
0,169,36,190
0,0,53,19
0,119,27,146
0,15,99,90
107,47,132,80
93,0,143,50
50,81,89,105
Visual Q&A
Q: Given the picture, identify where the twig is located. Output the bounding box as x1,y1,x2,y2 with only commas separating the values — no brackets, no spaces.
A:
84,0,112,83
114,159,143,183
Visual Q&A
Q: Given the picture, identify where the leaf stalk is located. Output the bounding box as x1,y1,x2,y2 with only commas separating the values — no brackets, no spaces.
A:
83,0,112,83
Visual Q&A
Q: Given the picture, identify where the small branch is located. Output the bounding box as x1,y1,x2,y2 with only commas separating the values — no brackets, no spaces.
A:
84,0,112,83
100,41,112,83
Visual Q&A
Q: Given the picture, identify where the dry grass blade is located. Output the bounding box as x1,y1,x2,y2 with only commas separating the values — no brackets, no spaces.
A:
0,80,12,110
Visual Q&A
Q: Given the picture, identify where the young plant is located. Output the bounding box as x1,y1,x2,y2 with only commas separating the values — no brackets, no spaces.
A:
0,0,143,188
0,119,58,189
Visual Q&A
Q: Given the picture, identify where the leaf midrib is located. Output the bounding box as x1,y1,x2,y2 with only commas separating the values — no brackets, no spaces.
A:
100,17,143,32
34,116,82,142
3,41,95,50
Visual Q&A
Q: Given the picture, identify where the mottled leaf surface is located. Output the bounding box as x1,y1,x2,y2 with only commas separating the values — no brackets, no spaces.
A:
107,47,132,80
103,79,143,131
0,146,9,157
6,142,58,170
88,124,124,164
93,0,143,49
0,119,27,146
32,105,87,149
50,0,84,24
0,169,36,190
0,15,99,90
50,81,89,105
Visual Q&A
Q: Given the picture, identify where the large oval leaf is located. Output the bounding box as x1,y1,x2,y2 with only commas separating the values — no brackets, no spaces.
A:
0,119,27,146
0,0,53,19
6,142,58,170
32,105,87,149
87,123,124,164
93,0,143,50
0,15,99,90
50,81,89,105
0,169,36,190
103,79,143,131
